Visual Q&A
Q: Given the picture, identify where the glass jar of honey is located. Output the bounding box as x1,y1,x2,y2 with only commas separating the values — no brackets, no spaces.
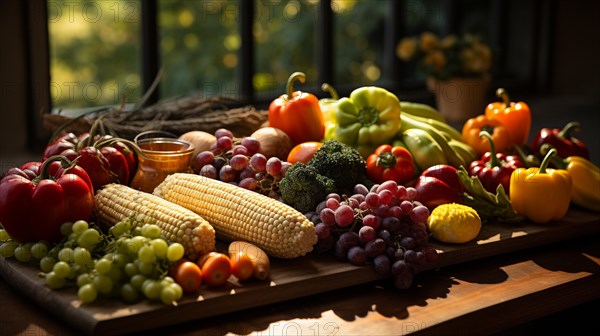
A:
130,135,195,193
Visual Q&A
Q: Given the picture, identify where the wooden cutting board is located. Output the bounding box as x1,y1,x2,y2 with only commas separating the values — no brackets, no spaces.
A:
1,207,599,335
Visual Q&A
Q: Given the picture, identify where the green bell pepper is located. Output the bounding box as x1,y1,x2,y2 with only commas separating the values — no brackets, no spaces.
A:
325,86,401,158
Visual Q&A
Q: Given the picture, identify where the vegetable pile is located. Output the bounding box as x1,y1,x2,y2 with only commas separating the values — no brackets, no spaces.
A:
0,71,598,307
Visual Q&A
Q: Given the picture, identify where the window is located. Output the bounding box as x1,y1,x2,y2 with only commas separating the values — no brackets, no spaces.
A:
46,0,545,110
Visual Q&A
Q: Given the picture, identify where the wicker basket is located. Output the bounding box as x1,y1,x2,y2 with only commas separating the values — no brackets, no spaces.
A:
43,95,268,139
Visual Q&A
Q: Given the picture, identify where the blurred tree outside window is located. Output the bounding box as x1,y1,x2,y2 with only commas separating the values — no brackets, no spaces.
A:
48,0,141,110
47,0,496,109
158,0,239,100
333,0,386,86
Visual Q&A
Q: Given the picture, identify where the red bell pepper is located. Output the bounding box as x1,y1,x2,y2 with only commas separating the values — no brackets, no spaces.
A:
530,121,589,159
468,131,524,194
268,72,325,146
366,144,415,184
0,156,94,243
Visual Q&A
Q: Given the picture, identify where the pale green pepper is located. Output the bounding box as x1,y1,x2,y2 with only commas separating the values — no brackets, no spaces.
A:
325,86,402,158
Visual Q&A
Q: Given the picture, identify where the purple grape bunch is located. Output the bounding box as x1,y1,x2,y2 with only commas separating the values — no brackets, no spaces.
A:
192,128,290,198
304,180,439,289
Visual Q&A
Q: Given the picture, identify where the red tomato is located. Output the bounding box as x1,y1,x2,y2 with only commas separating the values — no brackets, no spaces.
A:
198,252,232,287
171,260,203,293
230,251,255,281
287,142,323,164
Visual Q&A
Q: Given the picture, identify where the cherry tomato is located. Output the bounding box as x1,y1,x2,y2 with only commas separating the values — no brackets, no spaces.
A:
230,251,255,281
287,142,323,164
197,252,232,287
170,260,203,293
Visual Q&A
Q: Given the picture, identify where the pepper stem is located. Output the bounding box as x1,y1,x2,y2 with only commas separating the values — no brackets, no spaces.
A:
377,152,397,168
479,131,501,167
321,83,339,100
38,155,73,181
286,72,306,98
540,144,567,169
496,88,511,106
538,148,557,174
557,121,581,139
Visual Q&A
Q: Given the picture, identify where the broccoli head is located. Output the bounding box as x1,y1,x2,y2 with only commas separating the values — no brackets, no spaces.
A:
279,162,336,214
307,140,367,194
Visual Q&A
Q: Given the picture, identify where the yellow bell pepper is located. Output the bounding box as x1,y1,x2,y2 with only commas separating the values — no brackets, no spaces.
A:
544,144,600,212
509,148,572,223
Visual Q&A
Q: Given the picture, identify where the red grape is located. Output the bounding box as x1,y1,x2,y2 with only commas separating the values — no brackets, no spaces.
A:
314,223,331,239
347,246,367,266
241,137,260,155
334,205,354,227
362,214,381,230
232,145,249,156
358,225,376,243
216,136,233,151
195,151,215,166
365,192,380,208
377,180,398,193
326,198,340,211
353,184,369,196
378,189,393,205
199,165,217,179
364,238,386,257
406,187,418,201
230,154,249,171
238,177,258,191
409,205,430,224
219,165,236,182
319,208,336,226
215,128,234,139
249,153,267,173
266,157,282,176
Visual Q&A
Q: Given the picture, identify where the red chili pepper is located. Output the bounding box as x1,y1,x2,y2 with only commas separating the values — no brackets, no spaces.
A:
268,72,325,146
0,156,94,243
366,144,415,184
468,131,524,194
530,121,589,159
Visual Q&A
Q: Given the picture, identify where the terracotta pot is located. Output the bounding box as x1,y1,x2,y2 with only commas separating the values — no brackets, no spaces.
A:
427,76,491,123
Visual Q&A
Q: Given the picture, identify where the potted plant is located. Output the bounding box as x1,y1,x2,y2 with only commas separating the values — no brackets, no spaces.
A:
397,32,493,122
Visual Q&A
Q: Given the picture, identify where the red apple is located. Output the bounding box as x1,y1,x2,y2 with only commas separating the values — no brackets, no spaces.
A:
414,175,462,210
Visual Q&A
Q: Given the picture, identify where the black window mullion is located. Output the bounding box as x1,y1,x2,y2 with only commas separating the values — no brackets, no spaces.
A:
141,0,159,106
383,0,402,89
316,0,333,88
239,0,254,104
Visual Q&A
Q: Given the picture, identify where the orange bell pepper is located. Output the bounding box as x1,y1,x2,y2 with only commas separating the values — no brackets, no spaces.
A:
462,115,511,157
485,88,532,146
268,72,325,146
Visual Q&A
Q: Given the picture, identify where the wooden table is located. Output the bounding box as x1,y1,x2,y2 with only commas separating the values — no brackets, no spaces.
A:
1,217,599,335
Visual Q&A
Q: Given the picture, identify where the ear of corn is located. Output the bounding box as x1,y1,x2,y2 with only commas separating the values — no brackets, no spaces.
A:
95,183,215,260
153,173,317,259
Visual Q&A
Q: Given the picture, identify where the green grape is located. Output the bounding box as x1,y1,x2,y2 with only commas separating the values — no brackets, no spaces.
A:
168,283,183,301
72,220,89,235
31,241,49,259
0,241,19,258
150,239,168,259
0,229,10,241
52,261,71,278
136,260,154,276
73,247,93,266
109,222,127,237
138,245,156,263
40,256,57,273
58,248,75,263
131,226,143,237
108,266,123,283
124,262,139,278
92,274,113,294
120,283,139,303
130,274,147,291
68,264,83,279
166,243,185,262
141,279,162,300
77,273,92,287
160,276,175,287
141,224,161,239
14,245,32,263
95,259,112,275
111,253,129,268
128,236,147,254
78,228,100,249
45,271,66,289
60,222,74,237
78,283,97,303
160,286,177,305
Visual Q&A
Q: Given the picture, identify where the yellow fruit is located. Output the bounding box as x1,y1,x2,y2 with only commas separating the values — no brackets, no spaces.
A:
427,203,481,244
